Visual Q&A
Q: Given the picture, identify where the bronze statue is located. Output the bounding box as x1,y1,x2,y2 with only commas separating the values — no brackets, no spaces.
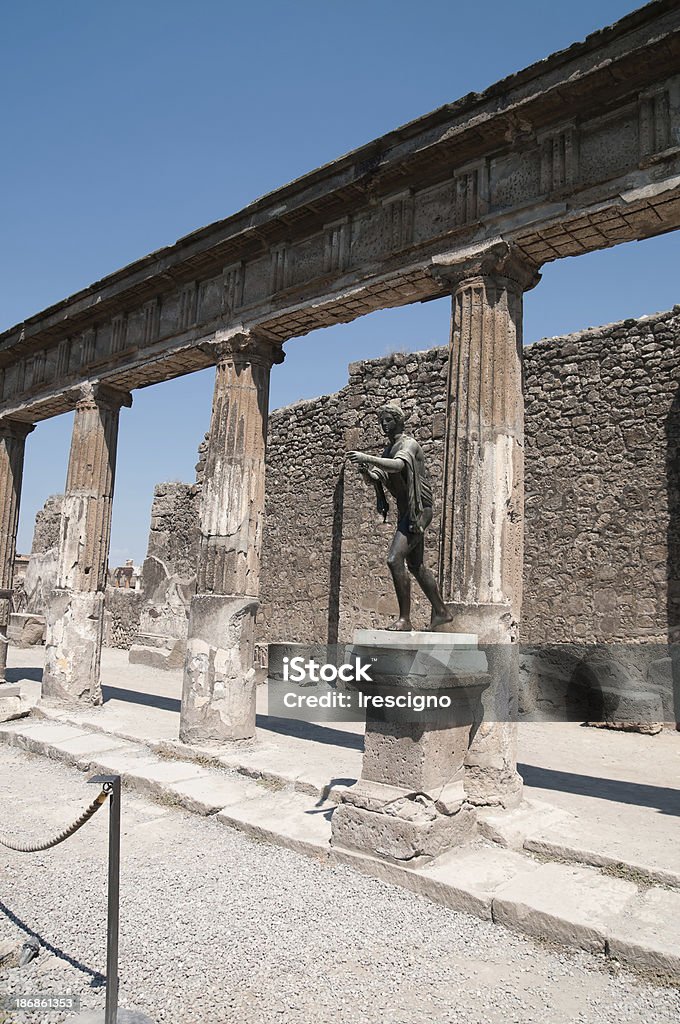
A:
347,403,453,632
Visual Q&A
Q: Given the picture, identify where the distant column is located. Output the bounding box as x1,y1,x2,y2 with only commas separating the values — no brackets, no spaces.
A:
0,420,34,682
180,329,284,743
435,241,540,807
43,384,132,704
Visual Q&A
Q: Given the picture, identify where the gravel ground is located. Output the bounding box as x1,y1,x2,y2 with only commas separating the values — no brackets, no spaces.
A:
1,746,678,1024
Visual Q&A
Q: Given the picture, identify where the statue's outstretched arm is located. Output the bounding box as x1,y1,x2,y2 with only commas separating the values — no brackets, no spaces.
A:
347,452,404,474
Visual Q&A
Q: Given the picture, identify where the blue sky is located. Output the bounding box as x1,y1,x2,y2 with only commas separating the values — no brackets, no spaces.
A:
2,0,678,563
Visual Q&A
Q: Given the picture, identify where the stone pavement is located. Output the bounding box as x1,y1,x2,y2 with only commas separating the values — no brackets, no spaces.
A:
2,646,679,979
4,746,679,1024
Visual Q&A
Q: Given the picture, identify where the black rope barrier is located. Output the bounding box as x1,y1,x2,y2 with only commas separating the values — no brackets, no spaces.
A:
0,783,111,853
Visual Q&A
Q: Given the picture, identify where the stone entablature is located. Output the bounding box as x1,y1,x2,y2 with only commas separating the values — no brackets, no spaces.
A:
0,5,678,425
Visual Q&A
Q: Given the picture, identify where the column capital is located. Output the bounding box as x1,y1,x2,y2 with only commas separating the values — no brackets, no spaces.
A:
0,419,35,441
200,326,285,368
65,382,133,412
432,239,541,293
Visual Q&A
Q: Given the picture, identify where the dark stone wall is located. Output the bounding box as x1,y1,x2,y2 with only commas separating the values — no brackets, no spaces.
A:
524,308,680,644
259,306,680,647
103,587,144,649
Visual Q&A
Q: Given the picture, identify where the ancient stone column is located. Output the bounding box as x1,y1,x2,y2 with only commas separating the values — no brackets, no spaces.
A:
42,384,132,704
0,420,34,683
179,329,284,743
434,240,540,808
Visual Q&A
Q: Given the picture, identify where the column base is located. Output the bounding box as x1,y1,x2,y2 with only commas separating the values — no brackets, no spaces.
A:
179,594,258,744
42,590,104,705
331,780,477,866
441,603,523,808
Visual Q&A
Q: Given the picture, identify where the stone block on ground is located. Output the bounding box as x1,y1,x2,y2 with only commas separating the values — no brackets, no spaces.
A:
586,687,664,734
128,639,185,670
8,612,45,647
608,887,680,976
524,813,680,888
217,787,333,859
477,798,575,850
492,861,638,953
0,693,22,722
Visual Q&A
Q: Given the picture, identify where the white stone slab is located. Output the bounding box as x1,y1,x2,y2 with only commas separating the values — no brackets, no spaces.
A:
492,861,638,953
353,629,478,648
608,887,680,975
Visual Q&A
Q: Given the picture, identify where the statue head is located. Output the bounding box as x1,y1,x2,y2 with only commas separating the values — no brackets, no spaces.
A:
377,402,405,437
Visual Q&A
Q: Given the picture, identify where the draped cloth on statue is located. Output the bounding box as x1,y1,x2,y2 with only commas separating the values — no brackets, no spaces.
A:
368,436,433,534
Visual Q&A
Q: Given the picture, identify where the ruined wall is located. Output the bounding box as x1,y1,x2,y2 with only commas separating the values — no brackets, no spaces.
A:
31,495,63,554
22,494,63,615
259,306,680,646
128,482,200,664
103,587,144,649
524,308,680,644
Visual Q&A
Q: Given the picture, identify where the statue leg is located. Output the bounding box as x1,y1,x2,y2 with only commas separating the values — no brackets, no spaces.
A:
406,538,453,629
386,529,413,630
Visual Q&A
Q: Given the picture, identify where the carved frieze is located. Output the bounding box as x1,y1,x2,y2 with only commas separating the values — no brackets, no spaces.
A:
111,313,128,355
222,261,245,316
639,88,672,159
81,328,97,366
56,338,71,377
538,125,579,193
143,299,160,344
270,244,290,292
178,282,198,331
453,161,489,225
382,192,414,251
324,218,351,273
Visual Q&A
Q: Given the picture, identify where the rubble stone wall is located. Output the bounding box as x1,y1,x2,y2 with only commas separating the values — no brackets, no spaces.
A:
523,308,680,644
259,306,680,646
103,587,144,649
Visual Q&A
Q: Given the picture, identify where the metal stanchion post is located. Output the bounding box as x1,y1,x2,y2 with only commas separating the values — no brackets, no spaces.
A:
105,777,121,1024
71,776,153,1024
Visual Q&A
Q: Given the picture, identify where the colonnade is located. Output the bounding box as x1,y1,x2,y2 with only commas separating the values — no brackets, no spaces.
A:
0,242,539,805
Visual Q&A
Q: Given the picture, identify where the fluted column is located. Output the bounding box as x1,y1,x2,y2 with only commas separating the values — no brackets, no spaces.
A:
0,420,34,683
180,329,284,743
434,240,540,807
43,384,132,704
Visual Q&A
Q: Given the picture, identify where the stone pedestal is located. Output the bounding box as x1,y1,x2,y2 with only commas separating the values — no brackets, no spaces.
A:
180,329,284,744
43,385,131,705
434,242,540,807
331,630,488,866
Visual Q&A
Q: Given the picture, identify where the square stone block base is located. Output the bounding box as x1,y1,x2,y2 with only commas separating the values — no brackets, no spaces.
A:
331,793,477,867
